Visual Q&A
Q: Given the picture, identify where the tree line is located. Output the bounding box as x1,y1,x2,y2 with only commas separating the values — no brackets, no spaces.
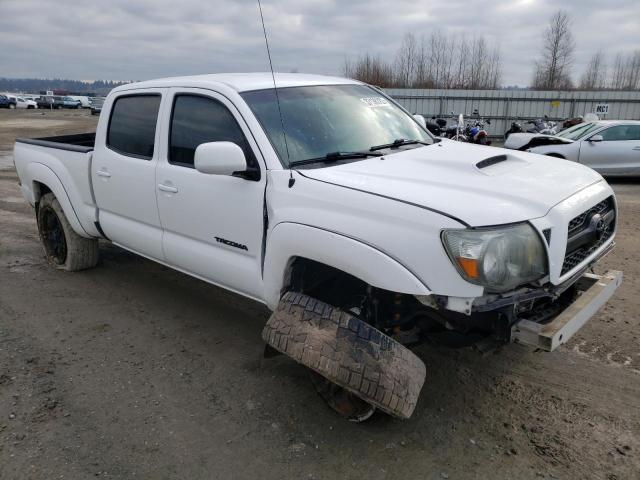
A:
345,11,639,91
343,31,502,89
0,78,130,95
533,10,640,91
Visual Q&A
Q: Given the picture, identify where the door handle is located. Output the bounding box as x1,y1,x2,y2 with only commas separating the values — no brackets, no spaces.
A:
158,183,178,193
96,169,111,178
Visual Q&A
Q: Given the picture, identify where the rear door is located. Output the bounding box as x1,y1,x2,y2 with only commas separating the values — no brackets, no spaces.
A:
155,88,266,299
92,90,166,259
580,124,640,175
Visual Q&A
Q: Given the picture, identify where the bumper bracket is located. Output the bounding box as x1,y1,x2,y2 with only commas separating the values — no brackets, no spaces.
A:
511,270,622,351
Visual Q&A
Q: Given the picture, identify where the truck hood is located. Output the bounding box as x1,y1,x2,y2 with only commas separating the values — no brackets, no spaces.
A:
298,139,602,227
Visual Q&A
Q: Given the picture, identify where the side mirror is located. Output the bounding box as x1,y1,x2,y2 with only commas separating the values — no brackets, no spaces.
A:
413,114,427,128
588,134,603,143
194,141,247,176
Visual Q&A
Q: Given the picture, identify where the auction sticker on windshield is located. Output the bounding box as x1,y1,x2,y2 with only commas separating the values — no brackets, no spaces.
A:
360,97,390,107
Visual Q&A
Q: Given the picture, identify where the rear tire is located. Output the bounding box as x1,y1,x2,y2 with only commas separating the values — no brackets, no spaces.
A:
262,292,426,420
37,193,99,271
9,103,15,109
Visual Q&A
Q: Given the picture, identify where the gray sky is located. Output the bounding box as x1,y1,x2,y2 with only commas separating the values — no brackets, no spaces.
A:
1,0,638,86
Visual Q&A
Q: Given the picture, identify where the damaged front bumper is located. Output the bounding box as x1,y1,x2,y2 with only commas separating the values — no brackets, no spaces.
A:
511,270,622,351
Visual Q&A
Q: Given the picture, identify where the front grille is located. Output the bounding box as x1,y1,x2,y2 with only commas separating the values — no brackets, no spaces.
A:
561,196,615,275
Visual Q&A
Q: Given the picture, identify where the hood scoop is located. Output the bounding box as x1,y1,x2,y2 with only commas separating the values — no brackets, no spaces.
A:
475,153,529,176
476,155,508,169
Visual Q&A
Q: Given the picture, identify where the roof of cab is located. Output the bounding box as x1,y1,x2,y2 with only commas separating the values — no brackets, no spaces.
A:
113,72,362,93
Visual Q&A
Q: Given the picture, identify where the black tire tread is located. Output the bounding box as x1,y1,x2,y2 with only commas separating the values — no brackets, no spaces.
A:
262,292,426,419
38,193,99,271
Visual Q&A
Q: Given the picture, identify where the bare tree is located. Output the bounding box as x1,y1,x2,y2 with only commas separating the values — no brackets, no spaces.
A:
532,10,575,89
344,31,502,89
580,51,607,90
343,53,394,87
394,33,418,87
610,50,640,90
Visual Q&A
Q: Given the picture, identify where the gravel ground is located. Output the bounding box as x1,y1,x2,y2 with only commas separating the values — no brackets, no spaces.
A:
0,109,638,479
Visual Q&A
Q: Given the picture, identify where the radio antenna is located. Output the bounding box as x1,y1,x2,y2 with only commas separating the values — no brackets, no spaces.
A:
257,0,293,186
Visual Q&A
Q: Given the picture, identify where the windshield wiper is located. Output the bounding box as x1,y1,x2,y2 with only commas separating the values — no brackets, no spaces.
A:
369,138,430,151
289,151,383,167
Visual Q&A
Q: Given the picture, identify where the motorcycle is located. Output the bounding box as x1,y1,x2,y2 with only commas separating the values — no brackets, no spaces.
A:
526,115,558,135
465,119,491,145
425,117,448,137
463,110,492,145
504,121,524,139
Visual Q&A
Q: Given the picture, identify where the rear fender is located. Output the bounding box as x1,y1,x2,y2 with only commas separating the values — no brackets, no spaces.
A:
263,222,430,310
26,162,92,238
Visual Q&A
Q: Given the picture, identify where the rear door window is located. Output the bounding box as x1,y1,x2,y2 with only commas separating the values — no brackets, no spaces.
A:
107,94,161,159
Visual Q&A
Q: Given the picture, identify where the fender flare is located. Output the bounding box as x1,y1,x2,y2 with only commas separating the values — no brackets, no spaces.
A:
262,222,430,310
26,162,90,237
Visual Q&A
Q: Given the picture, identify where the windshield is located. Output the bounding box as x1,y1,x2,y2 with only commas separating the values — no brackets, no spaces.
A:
241,84,432,167
557,122,601,140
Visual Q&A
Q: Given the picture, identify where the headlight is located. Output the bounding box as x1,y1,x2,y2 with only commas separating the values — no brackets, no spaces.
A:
442,223,547,292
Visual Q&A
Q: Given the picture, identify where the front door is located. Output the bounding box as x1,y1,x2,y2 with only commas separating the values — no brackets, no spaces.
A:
91,90,165,259
155,88,266,300
580,124,640,175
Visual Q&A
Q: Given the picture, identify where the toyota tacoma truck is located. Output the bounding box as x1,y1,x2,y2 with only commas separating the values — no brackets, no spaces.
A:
13,73,622,422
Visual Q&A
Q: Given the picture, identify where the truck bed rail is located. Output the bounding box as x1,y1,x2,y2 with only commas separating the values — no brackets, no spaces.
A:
16,132,95,154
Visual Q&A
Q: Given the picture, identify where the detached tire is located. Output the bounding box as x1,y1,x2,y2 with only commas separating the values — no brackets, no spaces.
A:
262,292,426,420
37,193,98,271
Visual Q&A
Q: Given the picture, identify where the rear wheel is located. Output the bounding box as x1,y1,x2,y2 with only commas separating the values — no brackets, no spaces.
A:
37,193,99,271
9,103,15,109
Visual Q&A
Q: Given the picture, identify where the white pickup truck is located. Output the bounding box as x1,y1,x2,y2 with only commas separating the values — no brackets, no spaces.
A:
14,73,621,421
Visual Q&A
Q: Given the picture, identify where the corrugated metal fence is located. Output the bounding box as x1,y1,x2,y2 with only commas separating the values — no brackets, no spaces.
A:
386,88,640,139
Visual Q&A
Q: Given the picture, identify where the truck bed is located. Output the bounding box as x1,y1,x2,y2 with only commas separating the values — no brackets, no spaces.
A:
15,132,95,153
13,131,99,238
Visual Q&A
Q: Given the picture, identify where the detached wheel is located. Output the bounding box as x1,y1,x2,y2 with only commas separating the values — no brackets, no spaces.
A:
37,193,98,271
262,292,426,420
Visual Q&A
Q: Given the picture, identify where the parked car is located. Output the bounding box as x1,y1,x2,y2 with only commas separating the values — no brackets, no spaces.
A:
505,120,640,176
69,95,91,108
89,97,105,115
13,73,621,421
61,96,82,109
0,94,17,109
36,95,64,109
13,96,38,109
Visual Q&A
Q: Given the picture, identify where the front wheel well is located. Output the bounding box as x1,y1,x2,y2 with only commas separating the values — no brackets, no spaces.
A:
283,257,437,334
285,257,368,308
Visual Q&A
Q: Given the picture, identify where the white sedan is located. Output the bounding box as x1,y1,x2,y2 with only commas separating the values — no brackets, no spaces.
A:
506,120,640,176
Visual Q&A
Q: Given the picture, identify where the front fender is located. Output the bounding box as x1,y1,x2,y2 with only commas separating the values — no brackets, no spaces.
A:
262,222,430,310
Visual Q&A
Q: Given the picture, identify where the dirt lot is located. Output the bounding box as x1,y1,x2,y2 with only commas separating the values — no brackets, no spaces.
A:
0,108,638,479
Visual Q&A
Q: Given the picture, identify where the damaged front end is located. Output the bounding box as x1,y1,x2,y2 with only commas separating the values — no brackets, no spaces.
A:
414,259,621,352
504,132,573,151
